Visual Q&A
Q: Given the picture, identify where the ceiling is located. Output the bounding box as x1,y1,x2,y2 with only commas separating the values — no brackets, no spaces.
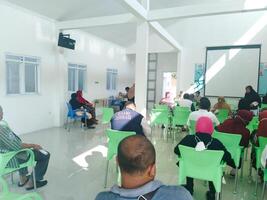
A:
3,0,248,48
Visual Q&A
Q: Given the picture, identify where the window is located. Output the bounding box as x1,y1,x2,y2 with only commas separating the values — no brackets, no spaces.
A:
6,54,40,94
68,63,86,92
106,68,118,90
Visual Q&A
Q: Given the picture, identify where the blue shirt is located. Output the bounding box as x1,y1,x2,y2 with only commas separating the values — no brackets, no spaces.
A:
95,180,193,200
111,108,144,136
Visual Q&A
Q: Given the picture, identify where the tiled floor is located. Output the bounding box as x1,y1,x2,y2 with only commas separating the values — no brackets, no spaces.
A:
6,124,267,200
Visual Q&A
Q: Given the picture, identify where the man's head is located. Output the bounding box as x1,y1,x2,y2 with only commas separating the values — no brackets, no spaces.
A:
195,91,200,97
117,135,156,183
0,106,3,121
125,101,136,110
183,93,190,100
199,97,211,111
125,87,130,92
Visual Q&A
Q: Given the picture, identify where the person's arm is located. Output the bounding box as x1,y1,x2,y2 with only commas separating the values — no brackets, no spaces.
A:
141,118,151,136
21,143,42,150
0,126,22,151
191,103,195,112
217,141,236,168
212,113,220,126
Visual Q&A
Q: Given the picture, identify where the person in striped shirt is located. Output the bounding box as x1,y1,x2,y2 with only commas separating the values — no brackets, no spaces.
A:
0,105,50,190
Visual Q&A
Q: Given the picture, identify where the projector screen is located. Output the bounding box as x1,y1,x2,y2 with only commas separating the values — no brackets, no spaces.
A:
204,45,261,97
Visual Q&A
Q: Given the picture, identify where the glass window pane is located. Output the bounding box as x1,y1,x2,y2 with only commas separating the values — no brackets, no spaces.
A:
25,63,37,93
78,69,85,91
68,68,76,91
6,61,20,94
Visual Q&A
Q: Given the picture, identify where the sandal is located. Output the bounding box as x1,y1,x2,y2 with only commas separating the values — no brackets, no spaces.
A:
18,176,30,187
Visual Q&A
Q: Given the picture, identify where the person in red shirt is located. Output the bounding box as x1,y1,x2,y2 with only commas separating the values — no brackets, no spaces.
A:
216,110,253,147
251,111,267,146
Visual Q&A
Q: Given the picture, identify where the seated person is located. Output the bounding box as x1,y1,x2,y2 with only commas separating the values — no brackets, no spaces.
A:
216,110,253,147
187,97,219,127
237,98,250,111
211,96,232,116
127,84,135,103
251,110,267,146
262,93,267,104
159,91,174,108
0,106,50,190
111,101,151,136
174,117,235,200
96,135,193,200
69,93,94,128
178,93,195,111
76,90,98,124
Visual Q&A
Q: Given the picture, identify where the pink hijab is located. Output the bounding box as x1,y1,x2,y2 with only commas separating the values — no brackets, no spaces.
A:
196,117,214,135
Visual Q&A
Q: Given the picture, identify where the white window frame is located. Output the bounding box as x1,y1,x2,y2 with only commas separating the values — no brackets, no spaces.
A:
5,53,40,95
106,68,118,91
68,63,87,92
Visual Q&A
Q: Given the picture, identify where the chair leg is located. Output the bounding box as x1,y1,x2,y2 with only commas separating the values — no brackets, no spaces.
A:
216,192,220,200
10,172,14,184
32,167,37,191
234,167,238,194
254,168,259,196
104,160,109,188
241,156,245,179
261,181,266,200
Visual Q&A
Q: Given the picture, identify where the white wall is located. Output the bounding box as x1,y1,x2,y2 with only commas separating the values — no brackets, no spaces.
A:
0,4,134,134
164,11,267,93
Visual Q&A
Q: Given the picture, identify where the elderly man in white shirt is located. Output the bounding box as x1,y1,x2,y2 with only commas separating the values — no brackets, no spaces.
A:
187,97,220,126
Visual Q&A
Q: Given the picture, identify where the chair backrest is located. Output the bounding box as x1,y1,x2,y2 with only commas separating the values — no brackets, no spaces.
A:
0,149,36,176
178,145,224,192
261,104,267,109
213,131,242,166
188,120,196,135
217,109,229,123
150,109,170,126
154,104,168,110
172,107,190,126
247,116,259,133
66,102,75,118
255,137,267,169
102,107,114,124
106,129,136,160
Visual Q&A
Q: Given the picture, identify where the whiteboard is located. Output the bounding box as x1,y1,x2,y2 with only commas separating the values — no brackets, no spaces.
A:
204,46,260,97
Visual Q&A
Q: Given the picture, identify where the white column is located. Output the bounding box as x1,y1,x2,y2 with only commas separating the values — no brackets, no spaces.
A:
135,20,149,116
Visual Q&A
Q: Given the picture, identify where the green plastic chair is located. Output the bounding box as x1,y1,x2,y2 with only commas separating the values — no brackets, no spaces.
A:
154,104,168,110
102,107,114,124
217,109,229,123
0,177,42,200
178,145,225,200
188,120,196,135
247,116,259,133
0,149,37,190
213,131,242,193
104,129,136,188
255,137,267,195
150,109,170,127
261,104,267,109
172,107,190,127
261,167,267,200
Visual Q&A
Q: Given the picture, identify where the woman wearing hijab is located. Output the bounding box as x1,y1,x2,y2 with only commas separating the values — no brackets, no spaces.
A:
174,117,235,200
251,111,267,146
244,85,261,114
216,110,253,147
211,96,232,115
69,93,94,129
76,90,98,124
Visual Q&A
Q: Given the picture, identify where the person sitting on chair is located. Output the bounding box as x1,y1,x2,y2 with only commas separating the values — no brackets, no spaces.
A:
0,105,50,190
216,110,253,148
178,93,195,111
96,135,193,200
76,90,98,124
69,93,94,129
111,101,151,136
187,97,219,127
174,117,235,200
211,96,232,116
